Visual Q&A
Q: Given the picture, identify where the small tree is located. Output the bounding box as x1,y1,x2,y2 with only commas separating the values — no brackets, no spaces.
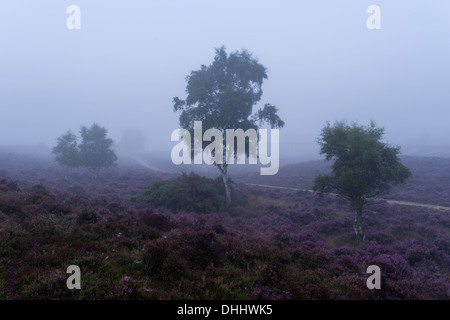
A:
52,130,79,170
312,121,411,240
53,124,117,175
78,124,117,174
173,46,284,205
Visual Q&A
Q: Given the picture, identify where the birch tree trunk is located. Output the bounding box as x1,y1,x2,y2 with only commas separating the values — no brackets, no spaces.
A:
352,197,366,241
220,164,231,206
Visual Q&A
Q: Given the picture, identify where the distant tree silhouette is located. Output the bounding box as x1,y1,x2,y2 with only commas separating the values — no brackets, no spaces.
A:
53,124,117,175
52,130,79,170
313,121,411,240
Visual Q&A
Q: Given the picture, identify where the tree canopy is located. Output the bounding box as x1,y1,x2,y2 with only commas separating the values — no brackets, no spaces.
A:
52,131,79,169
78,124,117,173
52,123,117,174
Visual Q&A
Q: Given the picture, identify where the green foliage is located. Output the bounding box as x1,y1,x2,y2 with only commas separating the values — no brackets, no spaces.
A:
78,124,117,173
313,121,412,239
313,121,411,203
52,131,79,169
52,124,117,174
173,46,284,134
132,172,226,213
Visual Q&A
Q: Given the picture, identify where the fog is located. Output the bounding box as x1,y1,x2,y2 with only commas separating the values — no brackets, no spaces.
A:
1,1,450,164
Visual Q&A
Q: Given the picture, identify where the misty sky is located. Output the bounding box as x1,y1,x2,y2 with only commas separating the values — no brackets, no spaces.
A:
1,1,449,162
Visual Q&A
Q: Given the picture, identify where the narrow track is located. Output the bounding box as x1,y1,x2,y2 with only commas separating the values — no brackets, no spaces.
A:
244,183,450,211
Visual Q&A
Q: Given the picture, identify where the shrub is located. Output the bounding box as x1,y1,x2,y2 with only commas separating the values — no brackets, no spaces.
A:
132,172,225,213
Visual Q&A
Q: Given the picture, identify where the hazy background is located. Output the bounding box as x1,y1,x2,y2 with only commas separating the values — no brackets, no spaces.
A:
1,0,449,164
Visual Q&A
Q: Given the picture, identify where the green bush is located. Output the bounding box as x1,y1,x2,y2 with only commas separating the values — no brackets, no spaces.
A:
132,172,225,213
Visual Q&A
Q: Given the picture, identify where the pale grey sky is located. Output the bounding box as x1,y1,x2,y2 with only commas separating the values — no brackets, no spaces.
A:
1,1,449,161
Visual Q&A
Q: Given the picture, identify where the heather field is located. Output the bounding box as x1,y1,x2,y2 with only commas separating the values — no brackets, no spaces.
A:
0,152,449,300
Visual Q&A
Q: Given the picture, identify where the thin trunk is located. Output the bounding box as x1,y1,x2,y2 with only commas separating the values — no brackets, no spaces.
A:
220,164,231,206
353,210,365,241
352,197,366,241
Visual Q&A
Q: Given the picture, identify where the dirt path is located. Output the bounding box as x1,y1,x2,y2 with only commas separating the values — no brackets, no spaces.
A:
244,183,450,211
128,156,165,172
382,199,450,211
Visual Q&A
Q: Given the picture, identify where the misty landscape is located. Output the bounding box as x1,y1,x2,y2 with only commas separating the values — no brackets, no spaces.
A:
0,1,449,301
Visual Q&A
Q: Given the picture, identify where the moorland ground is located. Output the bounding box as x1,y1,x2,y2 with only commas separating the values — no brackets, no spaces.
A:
0,151,449,299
